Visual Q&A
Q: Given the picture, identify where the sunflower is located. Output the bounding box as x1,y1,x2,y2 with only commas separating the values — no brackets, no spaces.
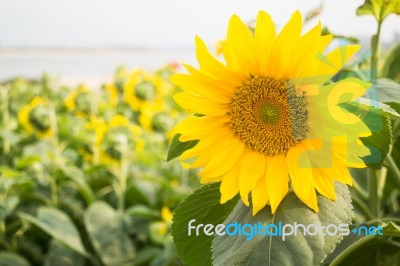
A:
171,11,372,215
123,69,158,110
87,115,144,163
65,84,92,117
18,96,53,138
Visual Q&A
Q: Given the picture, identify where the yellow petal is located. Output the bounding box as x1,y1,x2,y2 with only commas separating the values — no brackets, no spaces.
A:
268,11,302,79
266,154,289,213
200,135,245,179
287,143,313,200
223,15,255,75
239,150,265,206
195,36,242,85
173,92,228,116
305,187,319,212
179,127,230,161
170,73,232,103
294,34,333,79
312,169,337,201
285,21,322,77
254,11,276,76
317,45,360,81
220,155,245,204
173,115,229,138
251,176,269,216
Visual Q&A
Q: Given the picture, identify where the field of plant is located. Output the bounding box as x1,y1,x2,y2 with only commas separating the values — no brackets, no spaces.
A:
0,65,200,265
1,1,400,266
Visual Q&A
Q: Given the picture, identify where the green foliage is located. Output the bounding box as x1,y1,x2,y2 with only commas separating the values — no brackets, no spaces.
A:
0,252,30,266
84,201,135,266
382,44,400,82
325,222,400,266
19,207,88,257
357,0,400,22
172,184,238,266
167,134,199,162
44,240,85,266
0,66,193,265
375,78,400,114
340,98,394,168
212,183,352,266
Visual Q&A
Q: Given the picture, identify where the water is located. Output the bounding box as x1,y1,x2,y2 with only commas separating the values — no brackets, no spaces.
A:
0,49,196,87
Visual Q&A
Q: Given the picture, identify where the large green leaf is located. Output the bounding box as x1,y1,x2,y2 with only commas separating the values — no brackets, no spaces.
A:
84,201,135,266
356,0,400,22
344,97,400,120
340,98,394,168
382,45,400,82
19,207,88,257
172,183,239,266
375,78,400,114
44,240,85,266
167,133,199,162
212,183,353,266
0,252,30,266
326,222,400,266
0,195,19,222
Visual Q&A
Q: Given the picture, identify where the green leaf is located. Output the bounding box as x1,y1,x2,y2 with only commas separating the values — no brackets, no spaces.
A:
0,195,19,222
375,78,400,115
125,205,160,220
347,97,400,120
60,165,96,205
382,44,400,82
327,221,400,266
19,207,88,257
340,98,394,168
356,0,400,22
84,201,135,266
212,183,353,266
0,252,30,266
172,183,239,266
44,240,84,266
380,221,400,237
133,247,162,266
167,133,199,162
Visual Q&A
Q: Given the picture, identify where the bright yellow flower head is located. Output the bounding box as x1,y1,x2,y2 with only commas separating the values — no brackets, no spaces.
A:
171,11,372,215
18,96,53,138
65,85,92,117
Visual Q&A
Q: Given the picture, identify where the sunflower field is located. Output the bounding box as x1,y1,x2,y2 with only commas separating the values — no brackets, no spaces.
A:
1,0,400,266
0,65,201,265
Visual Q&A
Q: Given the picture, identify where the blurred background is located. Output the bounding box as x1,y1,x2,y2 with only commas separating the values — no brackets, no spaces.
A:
1,0,399,86
1,1,400,266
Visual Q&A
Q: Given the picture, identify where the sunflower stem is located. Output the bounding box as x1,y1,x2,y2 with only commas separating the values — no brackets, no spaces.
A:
352,177,368,200
117,138,129,212
352,192,375,220
49,105,59,206
370,4,384,81
386,154,400,188
368,169,380,218
1,86,11,155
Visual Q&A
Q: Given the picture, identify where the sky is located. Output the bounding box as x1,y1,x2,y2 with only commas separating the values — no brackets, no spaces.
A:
0,0,399,49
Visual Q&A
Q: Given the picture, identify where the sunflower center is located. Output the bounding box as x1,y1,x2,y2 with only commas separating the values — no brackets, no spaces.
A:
259,103,280,124
229,76,308,156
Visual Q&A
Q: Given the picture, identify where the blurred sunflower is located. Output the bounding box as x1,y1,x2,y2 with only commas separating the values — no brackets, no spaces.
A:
138,101,177,135
84,114,144,165
18,96,53,138
171,11,372,215
123,69,166,111
102,115,144,162
64,84,92,117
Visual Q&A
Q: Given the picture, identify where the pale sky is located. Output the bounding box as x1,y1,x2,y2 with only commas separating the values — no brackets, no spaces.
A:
0,0,399,49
